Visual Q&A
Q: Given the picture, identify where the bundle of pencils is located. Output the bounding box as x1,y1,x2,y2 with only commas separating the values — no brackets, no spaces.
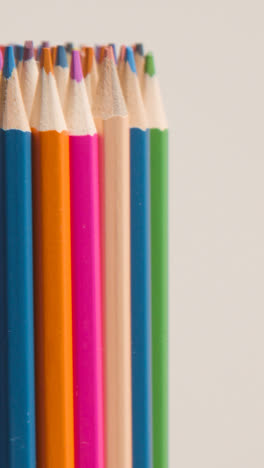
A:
0,41,168,468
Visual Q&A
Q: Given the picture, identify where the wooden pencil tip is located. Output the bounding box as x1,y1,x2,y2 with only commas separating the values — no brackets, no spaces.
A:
0,45,5,58
25,40,33,48
3,46,16,78
145,52,156,77
65,42,74,54
99,46,106,64
55,45,68,68
135,43,144,56
125,47,136,73
51,46,57,65
14,44,24,63
0,49,3,71
104,46,114,61
70,49,83,82
83,47,94,77
40,47,53,74
109,43,117,64
119,45,126,63
23,41,34,61
95,45,101,63
36,46,42,61
42,41,50,48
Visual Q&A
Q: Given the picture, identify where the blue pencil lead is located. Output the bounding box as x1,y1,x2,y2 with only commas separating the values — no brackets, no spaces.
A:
125,47,136,73
3,46,16,79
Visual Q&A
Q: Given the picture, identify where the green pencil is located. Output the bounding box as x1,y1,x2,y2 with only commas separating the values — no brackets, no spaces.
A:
144,52,168,468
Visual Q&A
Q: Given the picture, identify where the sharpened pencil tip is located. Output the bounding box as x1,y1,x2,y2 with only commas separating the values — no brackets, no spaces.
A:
104,46,114,61
40,48,53,74
25,40,33,48
95,45,101,63
3,46,16,78
109,43,117,64
135,43,144,56
15,44,24,63
99,46,106,64
23,41,34,61
51,46,57,65
70,50,83,82
65,42,74,54
42,41,50,48
119,45,126,63
0,50,3,71
36,46,41,61
145,52,156,77
83,47,94,76
56,45,68,68
125,47,136,73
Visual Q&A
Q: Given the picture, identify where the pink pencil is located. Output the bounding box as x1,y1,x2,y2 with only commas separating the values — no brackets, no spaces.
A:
64,49,104,468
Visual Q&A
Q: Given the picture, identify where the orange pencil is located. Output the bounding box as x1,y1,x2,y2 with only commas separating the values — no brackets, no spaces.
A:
30,48,74,468
51,45,57,65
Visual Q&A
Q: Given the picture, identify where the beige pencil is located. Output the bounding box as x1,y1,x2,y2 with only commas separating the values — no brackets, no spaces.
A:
93,46,132,468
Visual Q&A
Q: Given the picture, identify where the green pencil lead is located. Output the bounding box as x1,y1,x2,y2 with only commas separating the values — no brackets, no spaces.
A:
145,52,156,77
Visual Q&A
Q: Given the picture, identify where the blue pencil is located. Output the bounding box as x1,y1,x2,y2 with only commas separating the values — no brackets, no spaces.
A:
122,47,152,468
0,98,8,468
0,46,36,468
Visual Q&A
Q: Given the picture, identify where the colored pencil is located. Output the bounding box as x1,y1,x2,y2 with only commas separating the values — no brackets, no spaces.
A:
51,46,57,65
20,41,39,119
64,49,104,468
93,46,132,468
0,49,3,82
95,45,101,63
121,46,152,468
14,44,23,80
83,46,98,107
54,45,69,106
109,43,117,63
134,44,145,92
0,45,5,60
36,46,41,62
96,46,106,77
36,41,50,63
0,45,36,468
65,42,74,64
30,47,75,468
143,52,168,468
0,88,8,468
117,45,126,87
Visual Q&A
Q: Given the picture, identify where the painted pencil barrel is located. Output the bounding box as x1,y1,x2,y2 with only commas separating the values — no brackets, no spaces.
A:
130,128,152,468
32,130,75,468
103,116,132,468
0,129,36,468
70,134,104,468
150,128,168,468
0,129,9,468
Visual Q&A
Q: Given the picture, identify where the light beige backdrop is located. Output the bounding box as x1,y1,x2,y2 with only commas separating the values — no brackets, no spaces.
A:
1,0,264,466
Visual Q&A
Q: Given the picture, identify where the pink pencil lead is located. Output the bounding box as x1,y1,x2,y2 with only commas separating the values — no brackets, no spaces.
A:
70,50,83,82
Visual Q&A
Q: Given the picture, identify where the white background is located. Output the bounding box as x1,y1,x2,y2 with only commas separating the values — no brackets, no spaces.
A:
2,1,264,466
